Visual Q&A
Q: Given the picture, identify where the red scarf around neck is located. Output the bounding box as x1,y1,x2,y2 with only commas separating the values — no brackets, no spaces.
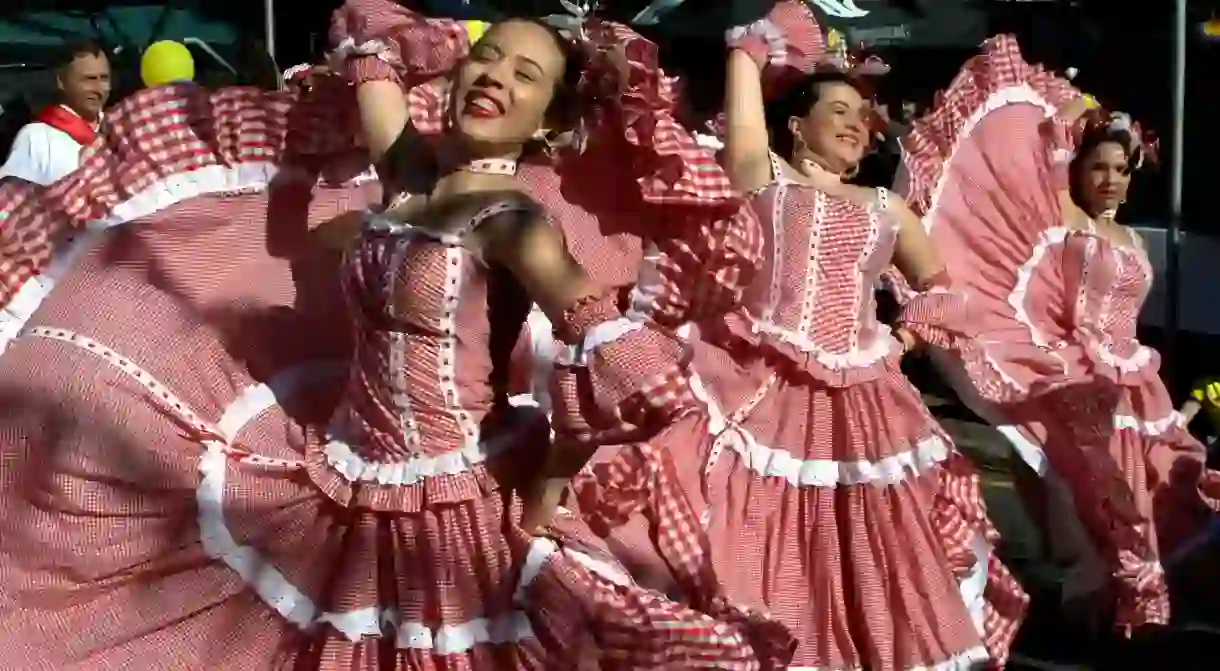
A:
36,105,97,146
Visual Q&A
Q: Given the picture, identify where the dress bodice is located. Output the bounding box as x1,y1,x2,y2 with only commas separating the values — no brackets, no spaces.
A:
743,171,900,373
1066,227,1154,374
329,194,535,462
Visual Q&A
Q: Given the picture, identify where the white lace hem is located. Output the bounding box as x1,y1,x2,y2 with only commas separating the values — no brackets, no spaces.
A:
201,366,628,651
920,83,1056,230
1090,341,1155,375
916,83,1065,397
321,427,518,486
554,316,644,367
1001,408,1187,477
1114,410,1187,436
753,319,898,371
27,326,612,653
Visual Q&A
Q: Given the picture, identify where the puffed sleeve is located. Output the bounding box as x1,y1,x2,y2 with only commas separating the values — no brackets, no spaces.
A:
328,0,474,89
548,203,763,448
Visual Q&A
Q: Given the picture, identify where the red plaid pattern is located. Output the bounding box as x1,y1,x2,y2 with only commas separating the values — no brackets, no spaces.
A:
897,288,977,351
650,206,766,328
329,0,470,89
0,83,363,310
903,34,1080,217
729,0,827,82
570,436,797,667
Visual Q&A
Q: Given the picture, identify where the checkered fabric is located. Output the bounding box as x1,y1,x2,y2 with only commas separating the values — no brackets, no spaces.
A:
0,82,363,311
894,33,1220,636
902,34,1080,218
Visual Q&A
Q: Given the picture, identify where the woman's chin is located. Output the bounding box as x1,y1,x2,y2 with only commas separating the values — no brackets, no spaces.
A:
835,152,865,174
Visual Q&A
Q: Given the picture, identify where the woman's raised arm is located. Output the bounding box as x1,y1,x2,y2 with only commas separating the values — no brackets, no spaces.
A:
723,50,773,194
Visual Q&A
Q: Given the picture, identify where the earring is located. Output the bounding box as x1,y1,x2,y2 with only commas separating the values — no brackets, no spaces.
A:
792,131,809,157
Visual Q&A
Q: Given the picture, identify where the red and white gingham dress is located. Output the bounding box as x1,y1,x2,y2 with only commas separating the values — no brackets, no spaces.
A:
611,154,1029,668
0,79,800,667
899,34,1220,635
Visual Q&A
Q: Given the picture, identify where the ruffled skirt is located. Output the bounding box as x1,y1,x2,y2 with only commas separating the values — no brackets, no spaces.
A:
0,318,800,669
1006,376,1220,632
577,335,1028,670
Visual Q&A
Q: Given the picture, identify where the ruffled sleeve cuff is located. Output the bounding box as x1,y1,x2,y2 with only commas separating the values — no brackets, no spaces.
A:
345,54,403,88
549,291,694,446
897,275,977,352
725,0,825,88
640,205,764,329
328,0,472,89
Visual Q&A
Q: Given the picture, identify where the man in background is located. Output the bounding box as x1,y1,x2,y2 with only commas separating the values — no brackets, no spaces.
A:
0,40,110,185
0,40,110,352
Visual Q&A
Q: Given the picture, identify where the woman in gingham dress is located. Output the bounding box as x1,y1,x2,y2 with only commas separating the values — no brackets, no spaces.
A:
585,3,1030,669
895,35,1220,634
0,2,796,668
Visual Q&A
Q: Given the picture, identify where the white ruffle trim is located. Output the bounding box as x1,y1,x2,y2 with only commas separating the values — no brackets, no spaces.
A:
688,371,950,488
0,162,280,355
919,83,1057,229
1114,410,1187,436
753,319,899,371
1008,226,1071,357
1090,340,1154,375
725,18,788,66
915,84,1068,397
198,363,638,651
554,316,644,367
322,426,518,486
29,326,618,654
0,231,98,353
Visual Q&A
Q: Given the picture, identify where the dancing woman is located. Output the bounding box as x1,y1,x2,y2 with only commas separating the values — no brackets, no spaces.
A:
0,2,792,668
585,3,1029,669
898,35,1220,634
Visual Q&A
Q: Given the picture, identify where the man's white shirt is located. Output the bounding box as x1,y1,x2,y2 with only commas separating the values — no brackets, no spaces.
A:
0,113,92,353
0,120,85,185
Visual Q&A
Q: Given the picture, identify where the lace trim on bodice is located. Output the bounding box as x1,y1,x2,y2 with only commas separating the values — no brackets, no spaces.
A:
330,197,539,487
750,152,900,373
1074,222,1154,376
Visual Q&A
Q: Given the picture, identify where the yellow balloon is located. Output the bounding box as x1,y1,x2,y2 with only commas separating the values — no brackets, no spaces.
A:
463,20,489,45
141,40,195,87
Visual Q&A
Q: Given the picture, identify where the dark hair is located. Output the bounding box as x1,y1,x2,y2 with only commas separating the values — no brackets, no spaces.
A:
765,71,861,161
56,40,107,71
1068,125,1138,208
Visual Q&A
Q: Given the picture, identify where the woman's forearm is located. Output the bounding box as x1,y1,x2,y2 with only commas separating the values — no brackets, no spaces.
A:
356,81,410,163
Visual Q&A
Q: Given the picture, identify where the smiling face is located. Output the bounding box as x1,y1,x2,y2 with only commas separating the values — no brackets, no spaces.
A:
788,80,869,174
57,50,111,122
1074,140,1132,215
450,19,570,157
